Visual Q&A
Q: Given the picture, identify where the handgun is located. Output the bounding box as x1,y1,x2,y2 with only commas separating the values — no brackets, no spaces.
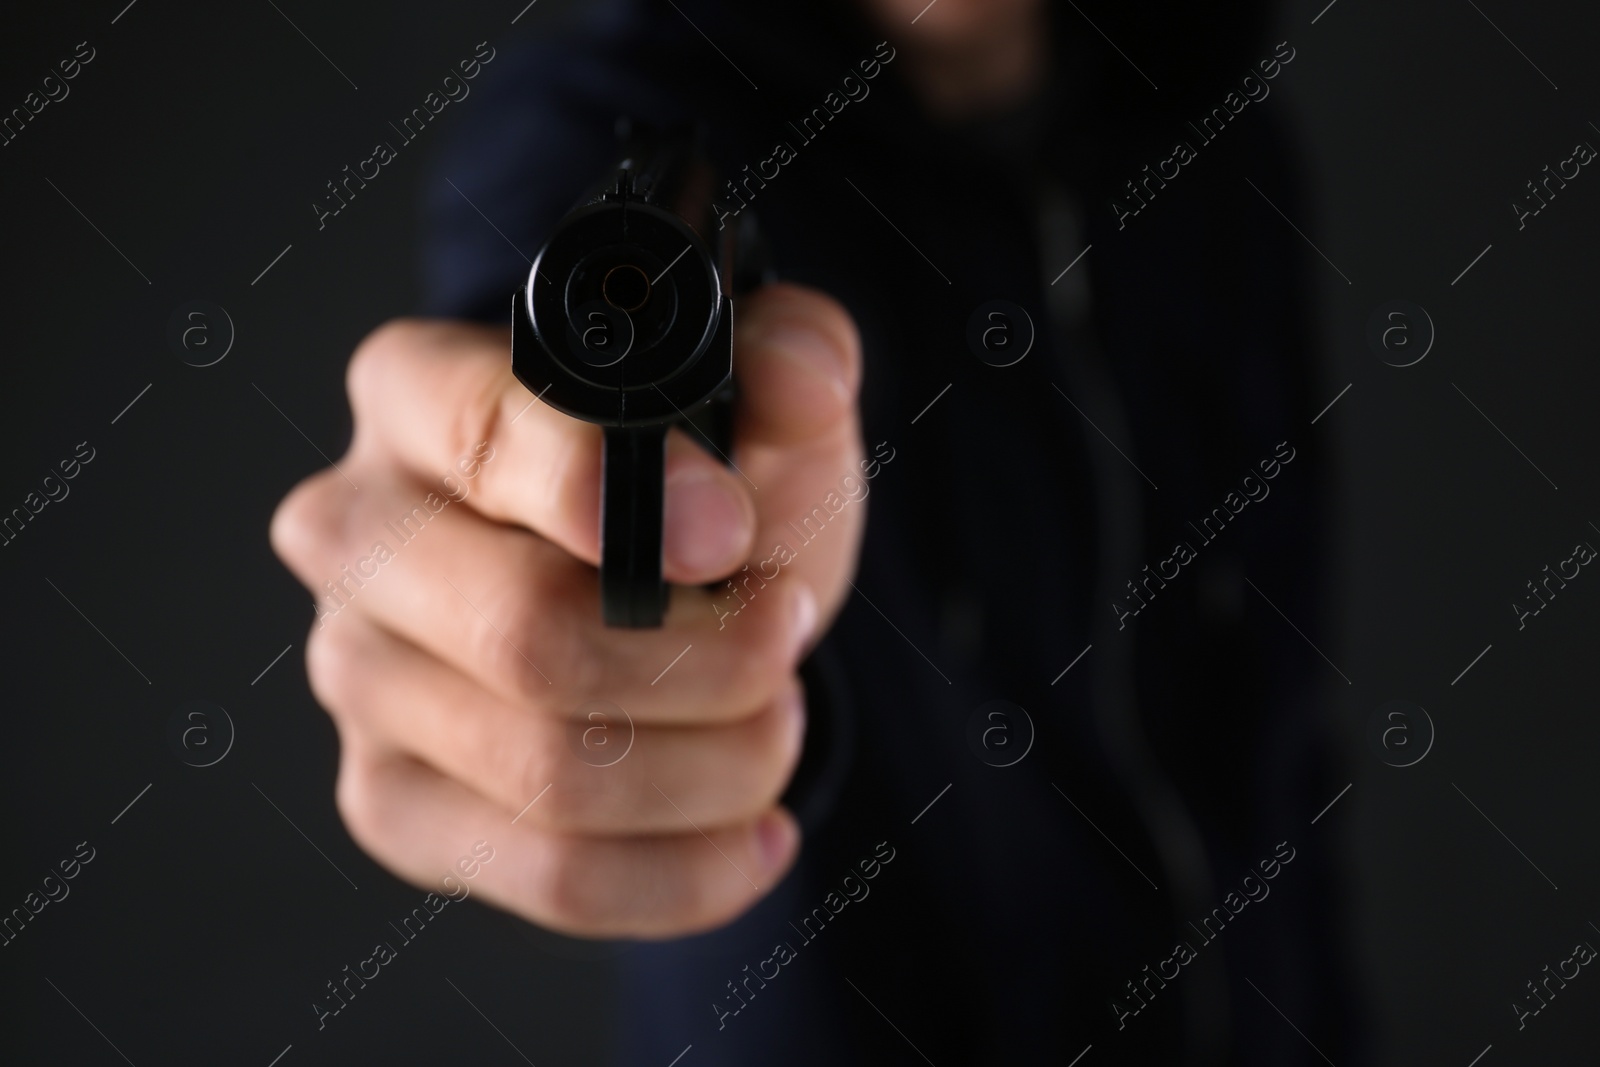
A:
511,123,764,628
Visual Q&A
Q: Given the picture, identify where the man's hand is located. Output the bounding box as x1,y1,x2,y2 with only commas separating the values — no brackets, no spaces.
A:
271,283,865,938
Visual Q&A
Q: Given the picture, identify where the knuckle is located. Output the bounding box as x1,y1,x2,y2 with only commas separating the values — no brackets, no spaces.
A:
449,355,511,487
304,623,367,725
552,779,633,835
497,723,561,818
469,577,562,705
346,318,423,415
333,749,385,851
492,594,547,694
538,420,602,535
479,545,598,707
269,469,346,578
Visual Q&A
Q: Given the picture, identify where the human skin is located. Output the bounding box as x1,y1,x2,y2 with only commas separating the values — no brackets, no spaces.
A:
273,286,864,937
271,0,1043,939
866,0,1047,120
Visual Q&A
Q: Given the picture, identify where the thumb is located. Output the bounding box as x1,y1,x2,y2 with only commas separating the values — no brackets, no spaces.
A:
717,283,869,633
732,283,863,450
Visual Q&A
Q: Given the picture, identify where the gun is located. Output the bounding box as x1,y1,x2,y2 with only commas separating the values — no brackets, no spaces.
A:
511,123,764,627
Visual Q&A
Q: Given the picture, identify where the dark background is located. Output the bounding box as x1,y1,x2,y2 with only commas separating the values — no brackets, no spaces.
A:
2,1,1597,1064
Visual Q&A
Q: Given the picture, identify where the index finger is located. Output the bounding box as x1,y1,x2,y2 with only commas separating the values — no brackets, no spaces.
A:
343,319,757,583
345,285,862,576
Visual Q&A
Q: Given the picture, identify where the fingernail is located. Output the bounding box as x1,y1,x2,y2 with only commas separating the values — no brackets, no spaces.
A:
764,324,850,401
663,468,748,575
756,810,796,873
791,582,818,660
785,681,808,764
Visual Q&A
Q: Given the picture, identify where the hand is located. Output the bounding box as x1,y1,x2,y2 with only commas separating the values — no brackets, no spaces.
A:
270,283,865,938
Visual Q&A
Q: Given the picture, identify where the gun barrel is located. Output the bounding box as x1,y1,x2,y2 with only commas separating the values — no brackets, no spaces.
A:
509,126,741,628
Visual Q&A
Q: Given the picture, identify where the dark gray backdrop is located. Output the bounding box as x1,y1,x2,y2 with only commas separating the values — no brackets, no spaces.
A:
2,1,1597,1064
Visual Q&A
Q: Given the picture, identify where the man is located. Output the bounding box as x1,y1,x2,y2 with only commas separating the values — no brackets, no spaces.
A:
272,0,1358,1061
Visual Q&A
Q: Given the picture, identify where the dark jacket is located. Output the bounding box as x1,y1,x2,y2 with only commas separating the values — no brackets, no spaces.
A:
424,2,1359,1062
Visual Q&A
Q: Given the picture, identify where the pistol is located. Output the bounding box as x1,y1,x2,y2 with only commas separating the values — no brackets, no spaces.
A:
511,123,764,628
